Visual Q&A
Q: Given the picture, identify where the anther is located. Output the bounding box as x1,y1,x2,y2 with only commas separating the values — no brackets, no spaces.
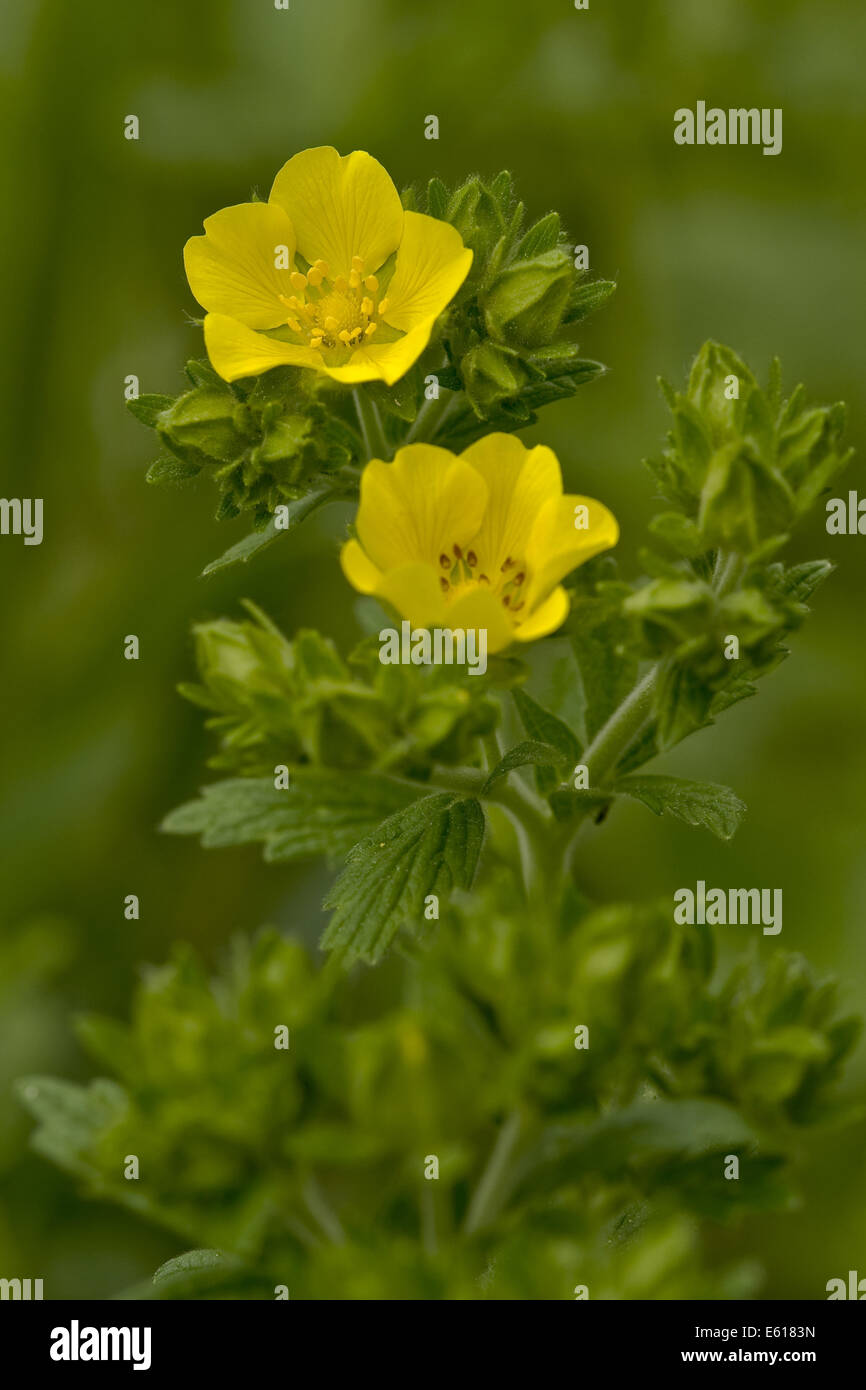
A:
338,329,354,345
307,266,324,287
287,316,302,333
361,297,374,318
440,577,449,592
349,270,361,289
352,256,365,274
364,322,377,337
467,550,477,567
290,271,307,292
514,571,525,585
439,553,450,568
324,316,339,335
453,544,462,559
364,275,379,293
378,297,390,315
333,274,348,293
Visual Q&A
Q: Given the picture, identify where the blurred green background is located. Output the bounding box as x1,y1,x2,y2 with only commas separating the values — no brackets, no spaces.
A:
1,0,864,1298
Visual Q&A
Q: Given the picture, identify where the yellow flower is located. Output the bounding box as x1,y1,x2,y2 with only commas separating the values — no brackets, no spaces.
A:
341,435,619,653
184,146,472,386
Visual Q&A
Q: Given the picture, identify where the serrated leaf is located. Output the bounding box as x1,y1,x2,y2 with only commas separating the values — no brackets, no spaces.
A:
615,774,746,840
201,486,331,576
426,177,448,220
512,688,581,761
321,794,484,963
482,740,567,793
15,1076,128,1175
162,771,417,866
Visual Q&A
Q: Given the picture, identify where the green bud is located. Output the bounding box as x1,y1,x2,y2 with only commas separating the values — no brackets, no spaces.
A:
482,248,574,347
461,341,531,417
158,386,248,465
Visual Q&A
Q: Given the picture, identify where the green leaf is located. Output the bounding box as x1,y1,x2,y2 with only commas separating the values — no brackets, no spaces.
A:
321,794,484,963
145,456,201,488
511,688,581,761
515,211,561,258
562,278,617,324
151,1249,243,1299
615,774,746,841
161,771,417,866
482,740,568,793
569,592,638,744
126,393,174,426
201,487,331,576
15,1076,128,1175
426,177,448,220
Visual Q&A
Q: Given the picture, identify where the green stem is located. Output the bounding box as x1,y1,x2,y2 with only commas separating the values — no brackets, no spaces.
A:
581,666,658,787
353,389,390,460
464,1109,522,1235
404,388,460,445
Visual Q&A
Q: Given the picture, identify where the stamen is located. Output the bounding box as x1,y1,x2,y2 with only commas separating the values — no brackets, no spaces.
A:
479,575,490,584
290,271,307,292
352,256,365,273
467,550,477,567
439,554,450,568
514,572,525,585
338,329,354,345
502,595,511,607
364,275,379,293
453,544,462,559
333,274,348,293
361,297,374,318
349,269,361,289
287,316,302,333
310,334,324,348
307,266,324,287
378,297,390,315
324,316,339,335
440,577,449,592
364,322,377,338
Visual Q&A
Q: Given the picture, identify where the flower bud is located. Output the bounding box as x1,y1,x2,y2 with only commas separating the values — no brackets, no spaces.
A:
482,248,574,347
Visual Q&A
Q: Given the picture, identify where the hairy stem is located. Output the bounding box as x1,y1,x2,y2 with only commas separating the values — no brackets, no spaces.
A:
353,389,390,461
464,1109,522,1235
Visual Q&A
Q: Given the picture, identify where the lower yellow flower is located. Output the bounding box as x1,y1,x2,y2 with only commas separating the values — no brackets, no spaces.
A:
183,146,472,386
341,435,619,652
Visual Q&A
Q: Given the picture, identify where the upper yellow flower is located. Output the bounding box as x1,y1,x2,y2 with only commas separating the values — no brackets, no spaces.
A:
184,147,472,387
341,435,619,653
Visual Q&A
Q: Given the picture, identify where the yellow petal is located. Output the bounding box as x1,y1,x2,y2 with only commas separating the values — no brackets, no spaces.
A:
317,321,434,386
526,494,620,606
340,538,382,594
381,211,473,332
184,202,297,328
269,146,403,279
514,586,570,643
461,435,562,573
203,314,323,381
446,588,517,655
372,563,449,629
355,446,488,573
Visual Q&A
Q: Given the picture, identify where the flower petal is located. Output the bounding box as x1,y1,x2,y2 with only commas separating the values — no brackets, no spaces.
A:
317,321,434,386
203,314,323,381
372,563,449,629
184,202,297,328
269,146,403,278
340,538,382,594
355,446,488,573
445,587,517,655
526,494,620,605
514,586,570,642
382,211,473,332
461,435,563,574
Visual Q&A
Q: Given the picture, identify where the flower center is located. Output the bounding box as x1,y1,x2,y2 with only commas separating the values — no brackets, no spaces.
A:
437,546,527,618
280,256,390,352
